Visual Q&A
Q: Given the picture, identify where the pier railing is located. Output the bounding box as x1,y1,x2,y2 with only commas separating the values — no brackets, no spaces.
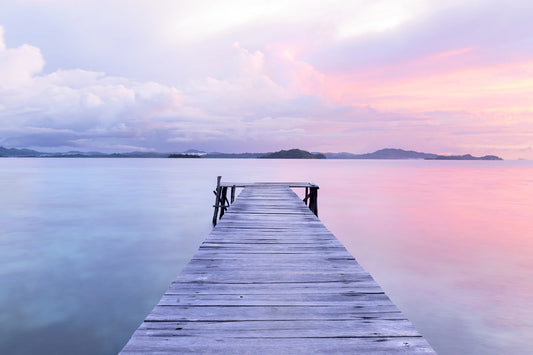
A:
212,176,319,226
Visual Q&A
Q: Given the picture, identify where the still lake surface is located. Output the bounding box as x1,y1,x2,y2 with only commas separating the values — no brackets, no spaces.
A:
1,158,532,354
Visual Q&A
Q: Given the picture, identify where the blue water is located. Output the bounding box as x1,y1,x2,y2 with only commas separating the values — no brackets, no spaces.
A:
1,158,532,354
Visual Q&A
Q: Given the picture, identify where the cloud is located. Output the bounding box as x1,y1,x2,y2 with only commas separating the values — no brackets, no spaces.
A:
1,0,533,159
0,28,44,88
0,26,347,152
0,26,186,150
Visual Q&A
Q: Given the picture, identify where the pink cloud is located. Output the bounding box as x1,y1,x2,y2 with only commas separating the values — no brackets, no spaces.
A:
2,0,533,160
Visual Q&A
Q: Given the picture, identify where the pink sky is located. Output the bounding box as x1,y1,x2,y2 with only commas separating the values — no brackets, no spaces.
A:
0,0,532,158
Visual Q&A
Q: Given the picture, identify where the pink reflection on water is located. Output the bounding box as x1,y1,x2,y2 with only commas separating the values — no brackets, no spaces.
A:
315,161,533,355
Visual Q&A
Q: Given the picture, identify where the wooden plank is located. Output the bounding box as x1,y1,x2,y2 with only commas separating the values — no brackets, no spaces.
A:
156,293,392,306
134,318,422,337
122,336,433,354
144,304,404,322
165,281,385,295
120,183,435,354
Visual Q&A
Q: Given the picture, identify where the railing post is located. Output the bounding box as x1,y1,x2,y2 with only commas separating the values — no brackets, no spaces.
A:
230,185,236,203
304,187,309,205
212,176,222,226
309,186,318,217
219,186,228,219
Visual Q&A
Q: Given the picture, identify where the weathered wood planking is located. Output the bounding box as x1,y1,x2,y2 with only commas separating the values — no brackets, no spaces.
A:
121,183,435,354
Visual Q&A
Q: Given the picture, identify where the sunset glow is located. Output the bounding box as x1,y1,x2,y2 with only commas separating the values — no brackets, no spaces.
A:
0,0,532,158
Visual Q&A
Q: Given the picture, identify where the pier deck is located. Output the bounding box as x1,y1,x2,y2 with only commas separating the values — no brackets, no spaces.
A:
121,183,435,354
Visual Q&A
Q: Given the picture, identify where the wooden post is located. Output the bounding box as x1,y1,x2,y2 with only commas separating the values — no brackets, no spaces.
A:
304,187,309,205
230,185,236,203
309,186,318,217
219,186,228,219
212,176,222,226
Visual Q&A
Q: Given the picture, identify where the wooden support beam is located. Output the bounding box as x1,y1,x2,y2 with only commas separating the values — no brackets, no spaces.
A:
212,176,222,226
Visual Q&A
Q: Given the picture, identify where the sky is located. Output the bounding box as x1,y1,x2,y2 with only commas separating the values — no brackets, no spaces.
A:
0,0,532,158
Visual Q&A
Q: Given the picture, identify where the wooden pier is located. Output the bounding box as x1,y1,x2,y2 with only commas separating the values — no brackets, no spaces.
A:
121,180,435,354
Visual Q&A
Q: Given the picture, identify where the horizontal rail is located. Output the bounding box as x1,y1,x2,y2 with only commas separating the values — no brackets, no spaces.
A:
213,177,319,226
220,182,318,188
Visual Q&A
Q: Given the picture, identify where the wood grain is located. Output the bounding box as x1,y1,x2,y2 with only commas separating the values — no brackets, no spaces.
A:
120,183,435,354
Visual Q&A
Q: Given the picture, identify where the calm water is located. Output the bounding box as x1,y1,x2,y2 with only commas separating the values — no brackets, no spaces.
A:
1,158,532,354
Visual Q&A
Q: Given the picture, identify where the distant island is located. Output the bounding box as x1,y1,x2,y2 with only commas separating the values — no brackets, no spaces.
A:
168,154,201,158
0,146,503,160
426,154,502,160
260,149,326,159
323,148,502,160
324,148,436,159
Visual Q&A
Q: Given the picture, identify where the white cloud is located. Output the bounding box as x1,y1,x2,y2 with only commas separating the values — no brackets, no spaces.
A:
156,0,453,44
0,26,189,150
0,26,44,88
0,25,342,152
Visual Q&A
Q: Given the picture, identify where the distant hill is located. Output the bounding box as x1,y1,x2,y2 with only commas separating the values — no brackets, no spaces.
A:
0,146,502,160
427,154,503,161
0,146,42,157
260,149,326,159
325,148,438,159
325,148,502,160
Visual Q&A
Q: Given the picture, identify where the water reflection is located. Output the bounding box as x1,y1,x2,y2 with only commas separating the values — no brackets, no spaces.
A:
1,159,532,354
315,161,533,354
